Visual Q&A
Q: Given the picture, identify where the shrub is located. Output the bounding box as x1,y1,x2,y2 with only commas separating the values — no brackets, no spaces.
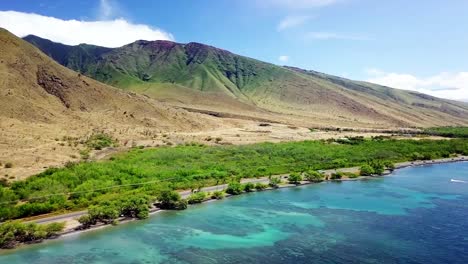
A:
211,191,225,200
78,215,96,229
255,183,268,191
410,152,424,161
304,170,324,182
85,133,116,150
383,161,396,170
226,182,244,195
187,192,207,204
43,222,65,237
360,164,375,176
288,172,302,184
175,199,188,210
0,221,65,249
79,149,90,160
243,182,255,192
157,190,184,210
269,177,281,188
368,160,385,175
330,172,344,180
4,162,13,169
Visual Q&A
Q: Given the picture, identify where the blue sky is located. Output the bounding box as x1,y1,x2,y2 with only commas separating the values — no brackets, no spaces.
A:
0,0,467,101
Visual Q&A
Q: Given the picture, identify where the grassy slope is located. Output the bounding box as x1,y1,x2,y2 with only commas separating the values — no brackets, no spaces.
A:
24,35,468,128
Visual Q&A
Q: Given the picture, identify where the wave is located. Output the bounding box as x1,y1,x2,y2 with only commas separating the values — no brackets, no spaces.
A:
451,179,467,183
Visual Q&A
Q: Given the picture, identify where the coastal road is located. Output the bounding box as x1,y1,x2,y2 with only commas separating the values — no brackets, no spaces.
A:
29,156,467,225
29,211,88,225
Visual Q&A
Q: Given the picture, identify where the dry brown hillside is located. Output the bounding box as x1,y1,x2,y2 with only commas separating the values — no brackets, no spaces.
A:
0,28,223,179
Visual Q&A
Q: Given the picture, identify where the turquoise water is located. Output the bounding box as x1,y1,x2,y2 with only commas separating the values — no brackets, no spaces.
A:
1,162,468,263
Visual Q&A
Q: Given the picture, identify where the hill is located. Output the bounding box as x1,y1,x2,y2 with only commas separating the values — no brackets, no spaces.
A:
0,29,219,179
24,35,468,128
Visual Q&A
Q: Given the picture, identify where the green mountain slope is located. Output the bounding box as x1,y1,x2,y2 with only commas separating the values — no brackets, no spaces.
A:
24,35,468,128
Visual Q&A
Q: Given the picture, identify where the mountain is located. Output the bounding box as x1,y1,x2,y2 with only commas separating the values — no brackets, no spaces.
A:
0,29,217,179
24,35,468,128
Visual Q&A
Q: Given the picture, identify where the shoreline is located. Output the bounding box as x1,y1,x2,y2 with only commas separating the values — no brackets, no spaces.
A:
2,155,466,252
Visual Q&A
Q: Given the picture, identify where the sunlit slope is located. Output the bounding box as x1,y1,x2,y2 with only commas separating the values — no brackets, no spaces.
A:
24,34,468,128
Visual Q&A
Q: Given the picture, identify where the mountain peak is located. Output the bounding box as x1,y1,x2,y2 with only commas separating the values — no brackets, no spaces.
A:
22,34,468,128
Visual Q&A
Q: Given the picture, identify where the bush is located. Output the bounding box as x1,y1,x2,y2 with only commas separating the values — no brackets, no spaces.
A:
0,221,65,249
86,133,116,150
304,170,324,182
157,190,184,210
255,183,268,191
288,172,302,184
330,172,344,180
175,199,188,210
43,222,65,237
360,164,375,176
78,214,96,229
383,161,396,170
368,160,385,175
226,182,244,195
187,192,207,204
4,162,13,169
269,177,281,188
211,191,225,200
79,149,90,160
243,182,255,192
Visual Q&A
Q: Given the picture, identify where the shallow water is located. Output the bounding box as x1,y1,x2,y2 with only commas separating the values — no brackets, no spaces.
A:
1,162,468,263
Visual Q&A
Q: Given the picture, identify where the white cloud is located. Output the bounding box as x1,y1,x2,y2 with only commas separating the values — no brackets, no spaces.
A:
0,11,173,47
96,0,126,20
278,55,290,62
98,0,115,20
365,68,468,101
306,31,371,40
261,0,339,9
277,15,312,31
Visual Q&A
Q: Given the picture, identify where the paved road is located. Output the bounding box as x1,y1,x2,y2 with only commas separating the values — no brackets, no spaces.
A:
29,211,88,224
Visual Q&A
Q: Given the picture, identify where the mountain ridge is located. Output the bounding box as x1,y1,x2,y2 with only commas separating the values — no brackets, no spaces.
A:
23,34,468,128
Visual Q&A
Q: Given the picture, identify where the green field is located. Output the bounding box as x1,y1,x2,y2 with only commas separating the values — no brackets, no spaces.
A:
1,138,467,221
423,127,468,138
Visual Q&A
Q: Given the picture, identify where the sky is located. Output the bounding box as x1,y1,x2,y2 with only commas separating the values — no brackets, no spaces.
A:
0,0,467,101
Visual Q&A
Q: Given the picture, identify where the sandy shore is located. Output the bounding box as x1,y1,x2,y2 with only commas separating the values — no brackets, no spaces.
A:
4,155,467,250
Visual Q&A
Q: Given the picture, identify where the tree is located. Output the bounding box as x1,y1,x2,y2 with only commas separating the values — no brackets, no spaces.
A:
330,172,343,180
304,170,324,182
226,182,244,195
269,177,281,188
243,182,255,192
157,190,186,210
360,164,375,176
187,192,207,204
44,222,65,238
0,221,65,249
211,191,225,200
288,173,302,184
118,195,151,219
78,214,96,229
88,205,119,224
368,160,385,175
255,183,268,191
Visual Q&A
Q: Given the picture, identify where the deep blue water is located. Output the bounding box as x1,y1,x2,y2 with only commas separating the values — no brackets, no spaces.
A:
1,162,467,263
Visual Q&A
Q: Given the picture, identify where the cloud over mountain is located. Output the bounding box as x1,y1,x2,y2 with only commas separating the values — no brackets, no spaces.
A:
0,10,173,48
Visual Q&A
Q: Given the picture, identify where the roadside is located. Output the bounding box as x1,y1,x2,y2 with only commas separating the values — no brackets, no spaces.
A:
26,155,467,231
